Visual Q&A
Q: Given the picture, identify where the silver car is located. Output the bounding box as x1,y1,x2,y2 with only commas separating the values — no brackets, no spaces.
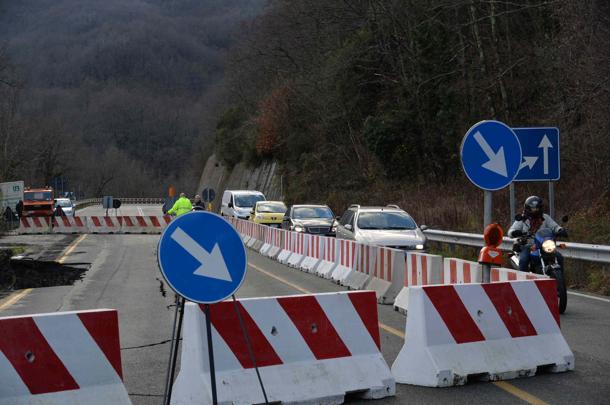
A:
55,198,75,216
335,205,427,250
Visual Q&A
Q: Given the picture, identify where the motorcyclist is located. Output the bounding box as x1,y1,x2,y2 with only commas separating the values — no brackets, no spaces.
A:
508,196,567,273
167,193,193,217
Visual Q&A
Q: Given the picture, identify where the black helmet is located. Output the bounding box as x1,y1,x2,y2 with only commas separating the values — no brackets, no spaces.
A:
524,195,544,218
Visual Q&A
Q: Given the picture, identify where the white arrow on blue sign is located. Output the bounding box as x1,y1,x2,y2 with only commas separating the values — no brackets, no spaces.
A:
158,211,247,304
513,127,560,182
461,120,522,191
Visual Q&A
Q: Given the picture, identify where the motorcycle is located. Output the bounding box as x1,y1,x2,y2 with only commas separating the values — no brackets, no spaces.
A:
509,215,569,314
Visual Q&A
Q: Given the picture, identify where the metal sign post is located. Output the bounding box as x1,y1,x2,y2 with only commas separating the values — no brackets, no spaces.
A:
157,212,247,405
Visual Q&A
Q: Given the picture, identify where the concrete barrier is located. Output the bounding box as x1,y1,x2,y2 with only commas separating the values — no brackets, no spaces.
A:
51,216,88,234
0,309,130,404
491,267,549,282
442,258,482,284
300,234,326,273
171,291,395,404
394,253,443,314
17,217,51,234
331,239,358,284
391,279,574,387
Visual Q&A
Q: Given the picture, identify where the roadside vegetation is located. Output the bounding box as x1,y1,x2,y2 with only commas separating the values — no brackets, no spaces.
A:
215,0,609,293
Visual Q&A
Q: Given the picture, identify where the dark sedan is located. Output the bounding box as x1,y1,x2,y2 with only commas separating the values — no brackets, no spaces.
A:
282,205,337,236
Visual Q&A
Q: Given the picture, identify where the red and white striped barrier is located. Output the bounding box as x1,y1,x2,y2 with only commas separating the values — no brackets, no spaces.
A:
260,227,284,258
394,253,443,313
391,279,574,387
364,246,406,304
491,267,549,282
442,258,482,284
300,234,326,273
316,237,339,278
87,216,122,234
286,231,308,268
18,217,51,234
331,239,359,284
118,215,170,234
0,309,130,404
341,244,374,290
172,291,395,404
51,217,88,234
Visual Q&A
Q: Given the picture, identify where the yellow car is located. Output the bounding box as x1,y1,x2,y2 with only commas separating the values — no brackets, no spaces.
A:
250,201,287,227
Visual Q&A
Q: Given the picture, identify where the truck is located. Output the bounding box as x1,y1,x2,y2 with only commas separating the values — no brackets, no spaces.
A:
22,187,55,217
0,180,25,219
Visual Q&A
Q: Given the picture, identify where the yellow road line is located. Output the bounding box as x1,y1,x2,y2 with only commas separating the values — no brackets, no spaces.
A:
249,261,549,405
57,234,87,264
492,381,551,405
0,288,33,311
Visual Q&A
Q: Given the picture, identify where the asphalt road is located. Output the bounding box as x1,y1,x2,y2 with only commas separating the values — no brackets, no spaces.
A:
1,209,610,404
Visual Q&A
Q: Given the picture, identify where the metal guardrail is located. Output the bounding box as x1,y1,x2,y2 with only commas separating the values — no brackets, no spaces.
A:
424,229,610,264
74,198,164,208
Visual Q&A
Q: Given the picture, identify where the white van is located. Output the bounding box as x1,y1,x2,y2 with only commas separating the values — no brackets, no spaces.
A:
220,190,266,219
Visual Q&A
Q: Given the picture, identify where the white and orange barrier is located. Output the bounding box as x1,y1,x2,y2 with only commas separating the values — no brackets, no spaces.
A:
316,237,339,278
442,258,482,284
18,217,51,234
171,291,395,404
87,216,122,234
391,279,574,387
0,309,130,404
331,239,359,284
300,234,326,273
394,252,443,313
118,215,170,234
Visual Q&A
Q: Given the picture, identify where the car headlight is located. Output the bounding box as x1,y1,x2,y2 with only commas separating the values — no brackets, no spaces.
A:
542,240,556,254
255,214,264,219
415,244,425,250
294,225,304,232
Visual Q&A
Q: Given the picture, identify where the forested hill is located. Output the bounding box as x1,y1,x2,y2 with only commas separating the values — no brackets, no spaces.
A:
216,0,609,241
0,0,263,196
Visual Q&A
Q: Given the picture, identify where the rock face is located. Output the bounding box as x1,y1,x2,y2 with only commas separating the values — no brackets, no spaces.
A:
196,155,282,210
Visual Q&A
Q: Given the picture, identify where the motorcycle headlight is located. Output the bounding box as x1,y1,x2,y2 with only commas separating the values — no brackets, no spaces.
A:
542,240,556,254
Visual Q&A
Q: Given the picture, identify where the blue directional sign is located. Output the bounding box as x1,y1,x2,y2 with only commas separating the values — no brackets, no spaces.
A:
461,120,522,191
158,211,247,304
513,127,560,182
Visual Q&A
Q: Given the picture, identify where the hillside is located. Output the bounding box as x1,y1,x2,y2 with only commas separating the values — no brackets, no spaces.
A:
0,0,264,196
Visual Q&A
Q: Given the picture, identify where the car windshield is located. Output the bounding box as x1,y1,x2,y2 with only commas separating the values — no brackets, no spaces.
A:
234,194,265,208
56,199,72,207
293,207,333,219
24,191,52,201
257,202,286,213
357,211,417,230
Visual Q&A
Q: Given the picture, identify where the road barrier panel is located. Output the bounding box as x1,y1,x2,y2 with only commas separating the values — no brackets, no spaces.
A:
87,216,122,234
391,279,574,387
316,237,339,278
394,253,443,314
117,215,169,234
300,234,326,273
286,232,308,268
264,228,284,259
50,216,88,234
331,239,359,284
363,246,406,304
442,258,482,284
491,267,549,282
171,291,395,405
0,309,130,405
341,244,373,290
17,217,52,235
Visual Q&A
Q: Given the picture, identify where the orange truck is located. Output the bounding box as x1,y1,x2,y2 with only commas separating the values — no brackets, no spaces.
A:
22,187,55,217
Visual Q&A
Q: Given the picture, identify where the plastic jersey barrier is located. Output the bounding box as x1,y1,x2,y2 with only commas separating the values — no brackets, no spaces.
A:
0,309,131,405
300,234,326,273
391,279,574,387
442,258,483,284
331,239,359,284
394,253,443,314
316,237,339,279
171,291,395,405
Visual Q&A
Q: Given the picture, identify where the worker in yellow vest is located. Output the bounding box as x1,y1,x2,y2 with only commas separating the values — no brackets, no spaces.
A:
167,193,193,216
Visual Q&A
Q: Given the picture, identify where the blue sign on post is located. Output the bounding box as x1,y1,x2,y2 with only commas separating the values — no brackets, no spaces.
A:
513,127,560,181
461,120,522,191
158,211,247,304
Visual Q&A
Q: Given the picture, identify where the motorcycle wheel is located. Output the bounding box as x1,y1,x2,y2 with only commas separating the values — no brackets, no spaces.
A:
554,268,568,314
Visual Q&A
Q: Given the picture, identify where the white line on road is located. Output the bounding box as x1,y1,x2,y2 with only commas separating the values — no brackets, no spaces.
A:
568,290,610,303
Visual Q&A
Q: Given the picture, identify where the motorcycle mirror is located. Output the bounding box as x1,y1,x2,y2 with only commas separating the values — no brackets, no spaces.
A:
561,215,569,223
515,213,524,221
